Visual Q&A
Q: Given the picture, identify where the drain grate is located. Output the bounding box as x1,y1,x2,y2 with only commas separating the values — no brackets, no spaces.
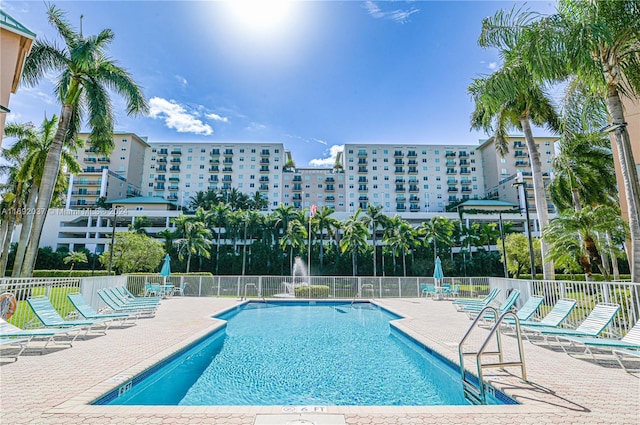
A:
254,414,345,425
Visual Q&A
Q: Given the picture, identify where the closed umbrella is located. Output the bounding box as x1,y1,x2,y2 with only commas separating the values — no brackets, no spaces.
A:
433,256,444,281
160,254,171,296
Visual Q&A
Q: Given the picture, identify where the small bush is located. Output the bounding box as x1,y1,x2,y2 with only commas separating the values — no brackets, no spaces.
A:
294,285,330,298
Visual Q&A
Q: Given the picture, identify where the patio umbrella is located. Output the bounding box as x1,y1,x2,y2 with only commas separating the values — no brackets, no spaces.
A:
160,254,171,277
433,256,444,283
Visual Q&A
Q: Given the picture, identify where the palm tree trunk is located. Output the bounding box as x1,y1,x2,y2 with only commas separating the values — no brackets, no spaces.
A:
607,231,620,281
186,252,192,273
521,116,555,280
372,222,377,277
22,104,74,277
12,186,38,276
352,251,357,277
604,89,640,284
0,216,16,276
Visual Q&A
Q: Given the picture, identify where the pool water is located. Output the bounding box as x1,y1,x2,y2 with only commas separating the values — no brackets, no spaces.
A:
101,301,513,406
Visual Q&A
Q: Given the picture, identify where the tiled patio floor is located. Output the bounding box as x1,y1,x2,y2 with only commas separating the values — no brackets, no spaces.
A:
0,297,638,424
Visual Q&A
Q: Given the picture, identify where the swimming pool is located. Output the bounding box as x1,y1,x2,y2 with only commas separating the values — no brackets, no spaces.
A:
97,301,515,406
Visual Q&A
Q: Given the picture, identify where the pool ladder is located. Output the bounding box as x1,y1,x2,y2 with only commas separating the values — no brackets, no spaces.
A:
458,306,527,405
351,283,375,305
242,282,266,302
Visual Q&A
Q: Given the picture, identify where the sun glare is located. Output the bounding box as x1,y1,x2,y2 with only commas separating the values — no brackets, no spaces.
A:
226,0,295,35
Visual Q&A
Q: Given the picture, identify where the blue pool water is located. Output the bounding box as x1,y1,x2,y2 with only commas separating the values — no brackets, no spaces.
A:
100,301,514,406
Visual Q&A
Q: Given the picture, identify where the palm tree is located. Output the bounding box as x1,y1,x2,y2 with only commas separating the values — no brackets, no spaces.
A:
311,206,339,274
63,251,88,274
280,219,307,275
210,202,230,274
419,216,454,263
550,85,617,212
479,0,640,282
249,191,268,211
543,205,628,281
339,209,369,276
384,218,418,277
362,205,387,277
478,223,501,253
172,214,212,273
129,215,152,235
157,228,178,255
5,116,82,276
469,62,559,280
20,5,148,277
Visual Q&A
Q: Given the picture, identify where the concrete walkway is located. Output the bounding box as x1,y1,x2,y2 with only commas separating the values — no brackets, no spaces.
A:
0,297,638,424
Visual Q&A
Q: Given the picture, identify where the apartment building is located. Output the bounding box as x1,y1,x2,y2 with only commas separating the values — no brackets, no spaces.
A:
282,168,347,211
66,133,149,208
478,135,558,213
141,142,287,210
338,144,484,214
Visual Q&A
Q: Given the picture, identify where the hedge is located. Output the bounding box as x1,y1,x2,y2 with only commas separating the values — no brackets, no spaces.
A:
18,270,110,278
518,274,631,281
294,285,330,298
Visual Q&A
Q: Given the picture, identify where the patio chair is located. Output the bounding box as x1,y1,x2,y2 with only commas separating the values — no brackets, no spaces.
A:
0,336,29,362
116,286,161,303
504,298,577,328
67,294,138,326
556,321,640,369
103,288,160,310
0,318,80,352
453,287,500,310
420,284,436,298
522,303,620,346
26,297,110,335
612,348,640,373
467,289,520,320
443,284,460,299
173,282,187,296
97,290,156,317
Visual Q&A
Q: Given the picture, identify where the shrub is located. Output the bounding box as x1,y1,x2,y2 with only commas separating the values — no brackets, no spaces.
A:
294,285,330,298
31,270,109,277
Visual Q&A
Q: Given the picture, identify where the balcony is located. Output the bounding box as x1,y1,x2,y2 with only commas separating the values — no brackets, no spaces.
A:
293,184,302,191
459,160,469,166
157,158,167,163
208,176,219,182
409,196,420,202
394,159,404,165
155,176,166,182
357,150,367,157
69,201,97,207
170,158,181,163
260,158,270,164
459,152,468,157
358,185,368,191
171,150,182,155
260,166,270,172
84,147,97,153
394,151,403,157
209,166,219,172
293,176,302,182
445,151,456,157
358,196,368,201
446,160,456,167
157,166,166,172
170,166,180,172
325,195,335,201
515,160,529,166
222,183,231,190
410,204,420,212
209,159,220,164
407,151,417,157
513,141,524,148
210,149,220,155
460,179,471,185
358,167,368,173
168,176,180,182
259,177,269,182
208,184,218,190
447,187,459,192
461,188,473,193
71,190,101,195
395,178,405,184
167,194,178,201
224,149,233,155
154,184,165,190
76,180,101,186
514,151,527,157
409,185,419,192
325,176,335,183
259,184,269,191
98,158,110,163
407,159,417,166
395,185,405,192
447,178,458,184
358,177,368,183
222,176,232,182
446,168,457,174
157,149,168,156
396,205,406,212
83,167,97,173
408,167,418,174
222,166,233,172
394,167,404,174
292,194,302,201
460,168,471,174
325,185,334,191
84,157,97,163
396,196,406,202
168,185,179,191
260,149,270,156
223,158,233,164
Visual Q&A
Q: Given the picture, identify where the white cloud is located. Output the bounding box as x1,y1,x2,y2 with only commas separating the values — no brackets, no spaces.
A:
309,144,344,167
148,97,213,135
364,1,418,24
245,122,267,132
488,62,498,70
175,75,188,86
206,112,229,123
5,112,22,122
312,138,328,146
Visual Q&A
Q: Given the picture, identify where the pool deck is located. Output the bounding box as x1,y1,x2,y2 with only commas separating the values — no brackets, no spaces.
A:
0,296,638,424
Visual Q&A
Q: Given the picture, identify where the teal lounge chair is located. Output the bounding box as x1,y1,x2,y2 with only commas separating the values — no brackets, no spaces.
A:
97,290,156,317
27,297,110,335
106,287,160,307
612,348,640,373
557,321,640,369
0,336,29,361
453,288,500,311
506,298,577,328
115,286,161,304
421,284,436,298
467,289,520,321
68,294,138,326
0,318,79,352
522,303,620,345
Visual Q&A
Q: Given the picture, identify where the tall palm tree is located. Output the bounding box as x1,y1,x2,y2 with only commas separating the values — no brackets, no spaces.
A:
384,218,418,277
20,5,148,277
172,214,212,273
339,209,369,276
311,206,339,274
280,219,307,275
550,85,617,212
479,0,640,282
469,62,559,280
362,205,387,277
419,216,454,263
543,205,628,281
478,223,501,253
210,202,230,274
4,116,82,276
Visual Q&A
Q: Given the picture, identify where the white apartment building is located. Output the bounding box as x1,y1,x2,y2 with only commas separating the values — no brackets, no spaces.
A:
282,168,347,211
141,142,287,210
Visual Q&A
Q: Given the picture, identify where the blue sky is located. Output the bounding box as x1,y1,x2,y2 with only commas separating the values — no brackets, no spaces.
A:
3,1,557,167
